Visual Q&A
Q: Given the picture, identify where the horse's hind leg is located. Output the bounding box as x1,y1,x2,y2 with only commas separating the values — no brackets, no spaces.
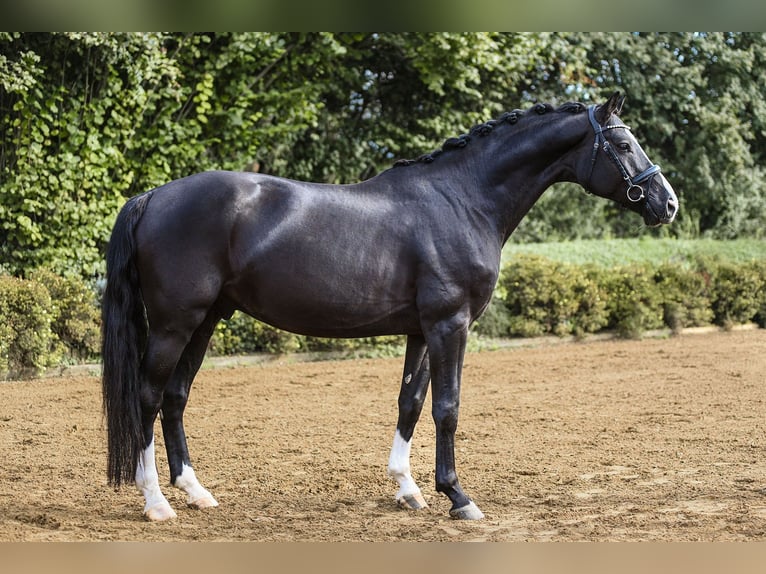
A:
387,334,431,510
136,328,193,521
161,307,222,510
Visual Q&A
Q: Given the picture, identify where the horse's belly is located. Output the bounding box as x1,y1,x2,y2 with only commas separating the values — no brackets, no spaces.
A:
225,258,421,338
238,290,421,338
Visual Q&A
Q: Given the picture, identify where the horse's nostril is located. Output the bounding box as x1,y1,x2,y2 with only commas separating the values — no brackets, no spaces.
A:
666,196,678,220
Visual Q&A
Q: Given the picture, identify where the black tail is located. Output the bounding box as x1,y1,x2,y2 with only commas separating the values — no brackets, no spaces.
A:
101,191,154,487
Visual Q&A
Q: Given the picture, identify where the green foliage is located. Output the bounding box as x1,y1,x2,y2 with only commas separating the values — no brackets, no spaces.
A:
488,247,766,340
3,33,766,279
28,268,101,361
751,260,766,328
1,33,168,276
497,255,609,338
470,297,514,339
599,266,665,338
0,33,335,277
210,311,302,355
547,32,766,241
653,263,713,332
703,258,766,328
284,33,552,183
1,243,764,377
2,32,766,369
513,32,766,242
0,270,101,377
0,275,58,377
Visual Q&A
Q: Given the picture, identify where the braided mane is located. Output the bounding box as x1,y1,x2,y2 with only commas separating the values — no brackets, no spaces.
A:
393,101,587,168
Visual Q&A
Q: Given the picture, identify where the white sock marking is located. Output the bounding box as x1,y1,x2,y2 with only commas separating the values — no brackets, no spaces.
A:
135,438,174,517
387,430,422,499
174,463,218,507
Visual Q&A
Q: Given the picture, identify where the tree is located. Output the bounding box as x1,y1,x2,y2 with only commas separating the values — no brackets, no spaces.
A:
1,33,181,276
565,32,766,239
281,33,558,183
2,33,765,279
0,33,335,276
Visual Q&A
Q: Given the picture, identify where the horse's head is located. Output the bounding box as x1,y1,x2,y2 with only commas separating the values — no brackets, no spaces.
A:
581,92,678,227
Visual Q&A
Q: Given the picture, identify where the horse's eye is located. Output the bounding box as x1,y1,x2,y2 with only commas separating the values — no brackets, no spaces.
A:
618,142,631,152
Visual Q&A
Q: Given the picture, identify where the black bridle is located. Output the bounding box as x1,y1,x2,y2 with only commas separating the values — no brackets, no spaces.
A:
586,105,661,203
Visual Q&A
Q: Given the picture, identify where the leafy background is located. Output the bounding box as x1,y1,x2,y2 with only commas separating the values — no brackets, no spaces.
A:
2,33,765,377
2,32,766,278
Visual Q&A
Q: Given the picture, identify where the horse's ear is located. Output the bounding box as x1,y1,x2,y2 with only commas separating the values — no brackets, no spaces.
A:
596,91,626,123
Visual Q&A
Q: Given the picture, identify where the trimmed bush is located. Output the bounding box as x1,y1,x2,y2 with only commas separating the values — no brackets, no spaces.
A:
498,255,608,338
3,249,765,378
210,311,302,355
494,254,766,340
653,263,714,332
600,266,665,338
574,265,611,336
0,275,59,377
750,260,766,328
28,269,101,361
472,296,514,338
703,258,766,328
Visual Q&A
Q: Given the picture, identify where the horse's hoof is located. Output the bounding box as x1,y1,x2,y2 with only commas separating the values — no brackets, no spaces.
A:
449,501,485,520
397,492,428,510
188,495,219,509
144,502,177,522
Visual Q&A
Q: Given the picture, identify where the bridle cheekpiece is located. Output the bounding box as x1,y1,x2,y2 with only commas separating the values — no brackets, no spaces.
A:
586,105,661,203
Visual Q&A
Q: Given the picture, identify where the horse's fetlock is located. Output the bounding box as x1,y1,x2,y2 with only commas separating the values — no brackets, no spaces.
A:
435,470,459,493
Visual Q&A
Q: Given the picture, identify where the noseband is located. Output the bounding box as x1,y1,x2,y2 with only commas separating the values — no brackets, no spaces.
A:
586,105,661,202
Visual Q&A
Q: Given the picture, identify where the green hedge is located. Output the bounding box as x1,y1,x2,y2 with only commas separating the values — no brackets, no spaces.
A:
706,259,766,328
0,275,57,376
493,255,608,338
474,254,766,340
209,310,405,359
0,270,100,378
2,255,765,378
28,269,101,361
215,253,766,351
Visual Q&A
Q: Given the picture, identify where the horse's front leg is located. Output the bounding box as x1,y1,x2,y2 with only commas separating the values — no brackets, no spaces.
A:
424,315,485,520
387,335,430,510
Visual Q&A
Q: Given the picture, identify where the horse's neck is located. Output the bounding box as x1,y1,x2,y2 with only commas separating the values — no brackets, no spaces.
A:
476,115,586,243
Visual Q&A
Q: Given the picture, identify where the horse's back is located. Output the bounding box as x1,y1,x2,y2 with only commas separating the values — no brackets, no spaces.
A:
133,170,424,337
222,174,425,336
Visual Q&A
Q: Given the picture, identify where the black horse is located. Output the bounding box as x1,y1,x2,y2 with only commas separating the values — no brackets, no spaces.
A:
102,92,677,521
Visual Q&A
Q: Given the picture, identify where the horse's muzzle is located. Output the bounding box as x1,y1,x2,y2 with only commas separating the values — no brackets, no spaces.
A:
644,177,678,227
664,192,679,223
